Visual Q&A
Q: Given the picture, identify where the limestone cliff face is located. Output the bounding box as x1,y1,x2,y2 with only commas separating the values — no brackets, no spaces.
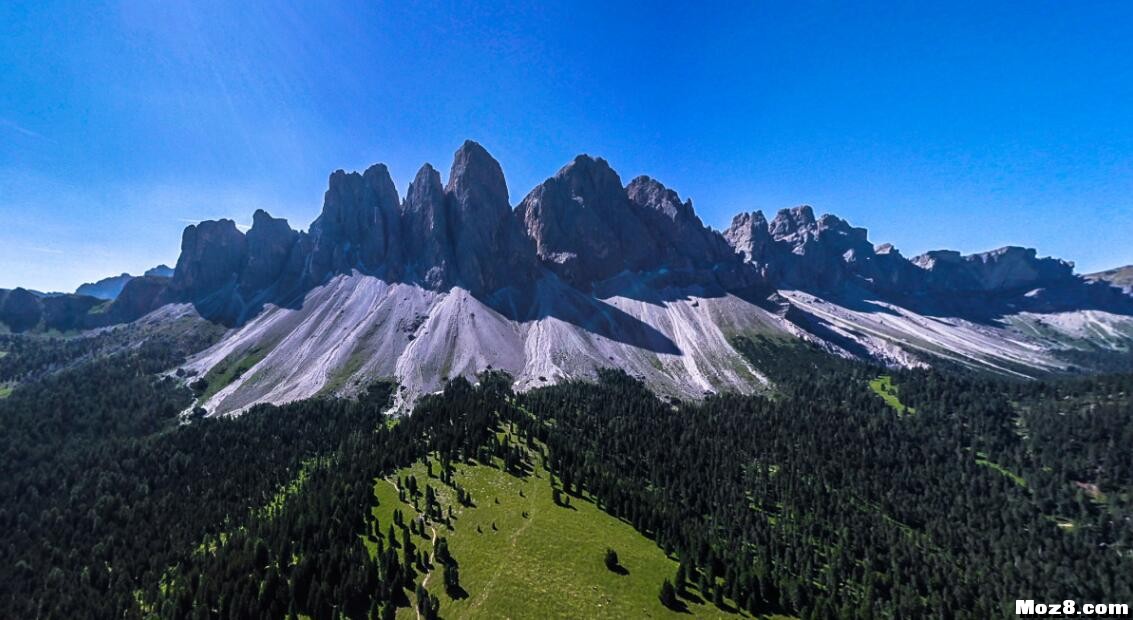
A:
518,155,656,287
75,140,1126,328
241,210,299,294
445,141,535,295
308,163,401,281
171,219,248,301
722,205,1094,310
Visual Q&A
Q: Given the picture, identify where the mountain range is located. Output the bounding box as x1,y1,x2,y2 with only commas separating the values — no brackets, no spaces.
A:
74,265,174,300
3,141,1132,413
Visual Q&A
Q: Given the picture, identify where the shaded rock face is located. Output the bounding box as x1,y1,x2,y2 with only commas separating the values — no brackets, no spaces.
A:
309,164,401,280
517,157,750,290
625,175,736,269
723,206,1093,310
446,141,535,294
0,283,167,333
519,155,655,287
911,246,1075,294
144,265,174,278
400,163,453,289
0,288,48,332
171,219,248,301
241,210,299,294
104,276,172,324
75,265,174,301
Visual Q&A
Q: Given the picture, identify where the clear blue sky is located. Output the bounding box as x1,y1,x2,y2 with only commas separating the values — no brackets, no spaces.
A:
2,0,1131,292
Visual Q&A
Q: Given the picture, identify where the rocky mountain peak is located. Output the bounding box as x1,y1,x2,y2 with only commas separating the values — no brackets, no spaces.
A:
912,246,1076,294
625,175,695,224
769,205,817,238
241,210,299,293
171,219,247,301
309,163,400,278
446,140,509,211
445,141,533,294
401,163,452,289
724,211,773,264
518,154,658,287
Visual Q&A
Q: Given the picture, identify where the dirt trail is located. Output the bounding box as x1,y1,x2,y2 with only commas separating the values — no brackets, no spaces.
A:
413,526,439,620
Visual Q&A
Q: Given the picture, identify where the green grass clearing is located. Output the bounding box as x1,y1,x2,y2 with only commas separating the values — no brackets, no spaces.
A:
368,437,790,619
973,453,1027,488
0,385,11,399
194,347,271,403
868,375,915,415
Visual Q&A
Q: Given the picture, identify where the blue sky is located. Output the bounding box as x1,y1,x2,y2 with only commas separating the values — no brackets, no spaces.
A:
2,0,1131,292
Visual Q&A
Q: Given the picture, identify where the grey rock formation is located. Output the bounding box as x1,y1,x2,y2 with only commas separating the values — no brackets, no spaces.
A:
518,155,658,287
1088,265,1133,293
76,265,174,301
445,140,535,294
241,209,299,294
625,175,735,269
171,219,247,301
144,264,175,278
725,206,878,290
308,164,401,280
400,163,452,289
722,203,1115,316
911,246,1075,294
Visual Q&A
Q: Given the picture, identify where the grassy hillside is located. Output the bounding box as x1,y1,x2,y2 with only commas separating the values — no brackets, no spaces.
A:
368,428,789,619
868,375,915,415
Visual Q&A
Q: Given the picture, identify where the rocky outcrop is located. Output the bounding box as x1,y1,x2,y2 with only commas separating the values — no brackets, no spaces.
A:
724,206,878,290
1088,265,1133,293
144,264,174,278
241,210,299,294
400,163,453,289
446,141,535,294
625,175,736,269
308,164,401,281
171,219,248,301
75,265,173,301
722,205,1110,313
103,276,172,324
911,247,1075,294
0,282,165,333
518,155,654,287
0,288,50,332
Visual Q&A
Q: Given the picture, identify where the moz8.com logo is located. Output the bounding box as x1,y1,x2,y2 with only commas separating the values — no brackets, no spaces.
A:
1016,599,1129,616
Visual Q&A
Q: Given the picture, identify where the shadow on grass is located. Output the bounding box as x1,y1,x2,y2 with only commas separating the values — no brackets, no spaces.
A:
663,599,692,614
679,590,705,606
445,585,469,600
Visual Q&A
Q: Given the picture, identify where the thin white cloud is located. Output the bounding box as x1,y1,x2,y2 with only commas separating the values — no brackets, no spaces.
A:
0,118,48,141
24,246,65,255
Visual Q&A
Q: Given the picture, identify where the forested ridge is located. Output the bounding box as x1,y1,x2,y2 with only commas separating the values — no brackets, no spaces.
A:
0,331,1130,619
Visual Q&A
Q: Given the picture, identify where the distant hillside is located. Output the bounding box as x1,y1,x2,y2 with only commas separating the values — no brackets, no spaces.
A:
75,265,173,301
75,273,134,300
1088,265,1133,292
